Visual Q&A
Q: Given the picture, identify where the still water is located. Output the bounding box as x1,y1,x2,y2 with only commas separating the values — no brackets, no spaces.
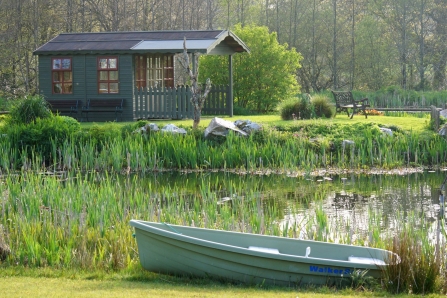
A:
131,169,446,244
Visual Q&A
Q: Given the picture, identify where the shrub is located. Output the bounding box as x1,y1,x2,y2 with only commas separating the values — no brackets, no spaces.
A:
233,105,258,116
199,24,302,113
82,122,125,144
279,97,312,120
310,94,334,118
7,95,52,125
5,115,81,162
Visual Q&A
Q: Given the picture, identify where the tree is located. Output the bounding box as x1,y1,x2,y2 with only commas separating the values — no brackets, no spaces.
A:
177,38,212,129
200,24,302,113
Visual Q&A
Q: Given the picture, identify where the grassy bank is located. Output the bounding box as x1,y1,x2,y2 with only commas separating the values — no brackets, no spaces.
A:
0,267,426,298
0,114,445,173
1,113,446,295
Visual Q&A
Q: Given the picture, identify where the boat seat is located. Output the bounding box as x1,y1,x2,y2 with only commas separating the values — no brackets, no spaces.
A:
348,256,386,265
248,246,279,254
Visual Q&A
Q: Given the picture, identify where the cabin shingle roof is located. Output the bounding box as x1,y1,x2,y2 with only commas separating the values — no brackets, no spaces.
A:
34,30,249,55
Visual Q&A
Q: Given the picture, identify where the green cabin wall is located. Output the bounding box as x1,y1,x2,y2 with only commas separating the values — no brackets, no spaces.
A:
38,54,134,122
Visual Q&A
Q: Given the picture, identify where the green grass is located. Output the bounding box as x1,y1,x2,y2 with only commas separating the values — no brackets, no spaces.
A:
0,113,443,296
79,114,431,133
0,267,428,298
0,113,443,175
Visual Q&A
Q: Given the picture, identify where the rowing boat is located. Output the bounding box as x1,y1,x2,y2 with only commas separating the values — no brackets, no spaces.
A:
130,220,397,286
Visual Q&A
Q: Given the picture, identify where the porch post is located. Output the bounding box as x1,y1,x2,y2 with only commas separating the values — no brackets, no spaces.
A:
228,54,233,117
192,53,197,75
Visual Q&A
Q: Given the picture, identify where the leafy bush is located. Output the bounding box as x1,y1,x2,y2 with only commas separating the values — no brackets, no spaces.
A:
233,105,259,116
81,123,125,144
279,97,312,120
199,24,303,113
5,115,81,162
7,95,52,124
310,94,334,118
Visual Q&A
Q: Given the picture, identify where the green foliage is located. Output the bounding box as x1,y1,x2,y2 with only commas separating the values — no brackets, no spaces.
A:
5,116,81,162
384,231,441,294
0,97,11,111
199,24,303,113
233,105,259,116
81,123,124,144
278,97,311,120
7,95,52,125
361,87,447,108
310,94,334,118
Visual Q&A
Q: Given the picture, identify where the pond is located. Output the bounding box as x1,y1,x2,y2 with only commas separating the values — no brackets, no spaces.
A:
2,168,446,269
125,169,446,244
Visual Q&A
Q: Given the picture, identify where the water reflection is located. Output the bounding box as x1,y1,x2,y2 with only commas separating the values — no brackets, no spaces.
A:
130,170,446,243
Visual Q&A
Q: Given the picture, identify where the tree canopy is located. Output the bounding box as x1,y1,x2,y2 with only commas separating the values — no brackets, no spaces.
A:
2,0,447,98
200,24,302,113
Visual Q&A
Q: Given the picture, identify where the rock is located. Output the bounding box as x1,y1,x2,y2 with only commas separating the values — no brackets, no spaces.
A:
161,124,187,135
0,242,10,261
440,109,447,118
134,123,159,134
380,127,393,136
204,117,247,138
342,140,355,148
234,120,262,134
0,226,10,262
439,123,447,136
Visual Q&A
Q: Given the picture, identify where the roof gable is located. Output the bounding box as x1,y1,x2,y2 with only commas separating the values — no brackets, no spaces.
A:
34,30,249,55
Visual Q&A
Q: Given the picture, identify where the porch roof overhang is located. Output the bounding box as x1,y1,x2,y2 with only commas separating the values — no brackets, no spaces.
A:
33,30,250,56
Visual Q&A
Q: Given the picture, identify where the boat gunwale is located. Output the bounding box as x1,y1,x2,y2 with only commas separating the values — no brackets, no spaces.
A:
130,220,393,269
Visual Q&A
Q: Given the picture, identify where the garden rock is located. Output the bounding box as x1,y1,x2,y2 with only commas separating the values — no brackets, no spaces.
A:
234,120,262,134
440,109,447,118
134,123,159,134
380,127,393,136
204,117,247,138
342,140,355,148
0,225,10,261
161,124,187,135
439,123,447,136
0,242,9,261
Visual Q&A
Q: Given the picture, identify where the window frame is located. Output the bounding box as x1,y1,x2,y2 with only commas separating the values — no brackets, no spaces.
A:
134,54,174,89
51,57,73,94
97,56,119,94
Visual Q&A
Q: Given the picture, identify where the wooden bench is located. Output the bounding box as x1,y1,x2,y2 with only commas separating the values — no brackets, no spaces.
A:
46,99,81,119
331,91,370,119
81,99,125,122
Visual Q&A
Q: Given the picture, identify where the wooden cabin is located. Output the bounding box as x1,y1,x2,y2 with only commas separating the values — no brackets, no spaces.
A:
33,30,249,122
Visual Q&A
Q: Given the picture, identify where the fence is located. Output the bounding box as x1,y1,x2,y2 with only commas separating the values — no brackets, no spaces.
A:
133,85,231,120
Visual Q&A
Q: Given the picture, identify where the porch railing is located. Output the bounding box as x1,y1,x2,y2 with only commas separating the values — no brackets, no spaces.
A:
133,85,231,120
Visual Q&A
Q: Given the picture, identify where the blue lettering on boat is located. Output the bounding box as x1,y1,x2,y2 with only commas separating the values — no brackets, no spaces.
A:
309,266,352,275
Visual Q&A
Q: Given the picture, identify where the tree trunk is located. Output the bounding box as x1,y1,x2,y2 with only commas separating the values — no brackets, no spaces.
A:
332,0,337,90
178,38,212,129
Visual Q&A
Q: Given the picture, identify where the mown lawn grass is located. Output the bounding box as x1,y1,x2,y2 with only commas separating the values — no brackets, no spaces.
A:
79,114,430,133
0,267,429,298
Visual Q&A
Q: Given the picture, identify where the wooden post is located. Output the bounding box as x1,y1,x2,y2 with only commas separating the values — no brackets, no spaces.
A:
228,54,233,117
431,105,440,131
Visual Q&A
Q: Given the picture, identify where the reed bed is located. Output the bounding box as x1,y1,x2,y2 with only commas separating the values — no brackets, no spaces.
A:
0,171,444,293
0,125,446,174
1,119,446,293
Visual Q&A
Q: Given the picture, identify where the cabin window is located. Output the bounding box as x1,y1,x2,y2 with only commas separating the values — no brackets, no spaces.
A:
135,54,174,89
52,58,72,94
98,57,119,94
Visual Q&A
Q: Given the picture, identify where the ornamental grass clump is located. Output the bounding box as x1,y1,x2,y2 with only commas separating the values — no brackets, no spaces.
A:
383,230,442,295
7,95,52,125
278,96,312,120
310,94,334,118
